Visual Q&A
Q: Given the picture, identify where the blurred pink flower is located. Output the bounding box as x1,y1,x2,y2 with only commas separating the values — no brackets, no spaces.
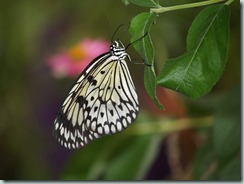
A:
47,39,110,78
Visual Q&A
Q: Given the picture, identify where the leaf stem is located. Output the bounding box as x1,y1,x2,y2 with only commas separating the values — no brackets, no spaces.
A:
150,0,226,13
225,0,235,5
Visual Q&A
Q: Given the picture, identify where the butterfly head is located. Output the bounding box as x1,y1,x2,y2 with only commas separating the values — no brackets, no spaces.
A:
110,40,130,60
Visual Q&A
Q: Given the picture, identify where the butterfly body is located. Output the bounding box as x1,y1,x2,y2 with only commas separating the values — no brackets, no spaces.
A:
54,40,139,149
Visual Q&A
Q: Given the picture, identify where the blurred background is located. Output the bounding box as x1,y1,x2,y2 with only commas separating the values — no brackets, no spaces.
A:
0,0,240,180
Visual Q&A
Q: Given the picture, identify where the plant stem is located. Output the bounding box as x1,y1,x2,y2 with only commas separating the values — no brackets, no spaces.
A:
125,116,213,135
150,0,226,13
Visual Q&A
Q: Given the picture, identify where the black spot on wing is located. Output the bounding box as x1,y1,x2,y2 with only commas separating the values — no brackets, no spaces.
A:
87,75,93,83
92,80,97,86
76,96,84,103
109,109,114,116
94,106,98,113
118,104,123,111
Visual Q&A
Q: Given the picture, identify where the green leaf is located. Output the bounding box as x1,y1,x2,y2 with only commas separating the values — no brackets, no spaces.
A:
192,137,215,180
129,12,163,109
213,87,240,162
104,135,162,180
157,5,230,99
192,87,241,180
61,137,111,180
128,0,160,8
144,66,164,109
129,12,156,65
218,157,241,180
61,135,132,180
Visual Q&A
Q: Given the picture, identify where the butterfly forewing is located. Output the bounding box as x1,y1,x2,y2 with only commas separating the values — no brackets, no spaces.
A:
53,41,139,149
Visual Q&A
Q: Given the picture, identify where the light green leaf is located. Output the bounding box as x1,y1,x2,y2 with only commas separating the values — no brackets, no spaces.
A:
157,5,230,99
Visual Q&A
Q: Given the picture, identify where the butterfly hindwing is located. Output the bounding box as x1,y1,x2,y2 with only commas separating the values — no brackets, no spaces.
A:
85,58,139,136
54,41,139,149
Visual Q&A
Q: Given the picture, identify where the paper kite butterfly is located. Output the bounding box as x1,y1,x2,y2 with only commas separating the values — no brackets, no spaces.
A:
53,39,139,149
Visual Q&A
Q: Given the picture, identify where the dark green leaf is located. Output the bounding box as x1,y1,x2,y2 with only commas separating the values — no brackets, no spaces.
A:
128,0,160,8
218,157,241,180
129,12,163,109
144,66,164,109
213,87,240,162
157,5,230,99
192,87,241,180
104,135,162,180
192,137,215,180
62,135,132,180
61,137,111,180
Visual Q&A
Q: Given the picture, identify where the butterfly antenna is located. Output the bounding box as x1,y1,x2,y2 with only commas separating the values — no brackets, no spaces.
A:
125,32,149,50
106,15,112,40
111,24,124,42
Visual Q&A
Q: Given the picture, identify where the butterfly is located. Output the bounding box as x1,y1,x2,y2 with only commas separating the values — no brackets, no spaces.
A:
53,39,139,149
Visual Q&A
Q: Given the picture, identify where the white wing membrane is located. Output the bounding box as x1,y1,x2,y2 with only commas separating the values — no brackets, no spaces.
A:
53,49,139,149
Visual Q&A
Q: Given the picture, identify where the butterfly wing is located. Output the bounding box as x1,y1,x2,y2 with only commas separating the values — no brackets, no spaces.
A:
85,57,139,136
53,53,139,149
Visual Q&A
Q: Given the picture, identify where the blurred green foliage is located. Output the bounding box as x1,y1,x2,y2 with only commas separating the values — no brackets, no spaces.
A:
0,0,240,180
193,87,240,180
